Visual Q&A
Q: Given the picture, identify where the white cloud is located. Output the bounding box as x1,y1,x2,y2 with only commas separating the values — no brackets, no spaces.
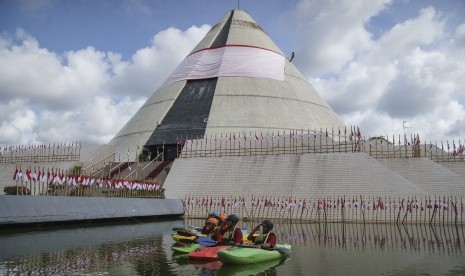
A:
0,99,37,143
455,23,465,46
105,25,211,98
294,1,465,143
0,29,110,109
294,0,392,75
365,7,444,64
0,24,210,145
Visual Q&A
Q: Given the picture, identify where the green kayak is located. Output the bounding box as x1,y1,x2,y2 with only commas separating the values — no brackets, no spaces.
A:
217,243,291,264
218,258,283,276
171,243,201,254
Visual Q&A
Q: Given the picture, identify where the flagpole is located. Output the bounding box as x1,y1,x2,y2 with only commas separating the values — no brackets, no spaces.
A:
15,166,18,195
33,166,36,196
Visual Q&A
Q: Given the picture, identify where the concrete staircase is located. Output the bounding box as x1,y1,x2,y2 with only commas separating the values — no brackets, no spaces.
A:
147,161,171,179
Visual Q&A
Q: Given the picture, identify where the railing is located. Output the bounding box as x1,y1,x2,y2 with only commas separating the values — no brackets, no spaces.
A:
0,142,81,163
125,152,163,179
82,152,115,175
177,130,464,163
108,161,130,179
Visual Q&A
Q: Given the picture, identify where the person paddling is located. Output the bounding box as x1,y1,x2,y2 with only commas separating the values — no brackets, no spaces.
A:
216,214,243,245
247,220,277,249
201,217,219,238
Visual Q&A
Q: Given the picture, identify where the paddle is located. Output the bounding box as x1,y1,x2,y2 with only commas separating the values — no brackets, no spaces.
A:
172,227,191,232
173,227,197,237
237,245,291,254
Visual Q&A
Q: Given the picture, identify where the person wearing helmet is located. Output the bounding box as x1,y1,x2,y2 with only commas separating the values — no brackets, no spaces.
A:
247,219,276,248
215,214,243,245
209,211,219,219
201,217,219,238
202,211,219,231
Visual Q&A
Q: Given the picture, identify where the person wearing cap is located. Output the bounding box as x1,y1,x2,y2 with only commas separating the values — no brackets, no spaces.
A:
216,214,243,245
247,219,277,249
201,217,219,238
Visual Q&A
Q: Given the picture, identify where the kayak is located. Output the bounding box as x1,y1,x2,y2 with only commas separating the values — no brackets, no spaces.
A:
171,243,201,254
172,230,254,243
188,245,232,261
171,233,206,242
218,258,284,276
217,243,291,264
171,227,204,242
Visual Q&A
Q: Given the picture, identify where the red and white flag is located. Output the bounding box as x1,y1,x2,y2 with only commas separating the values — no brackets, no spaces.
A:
12,167,18,181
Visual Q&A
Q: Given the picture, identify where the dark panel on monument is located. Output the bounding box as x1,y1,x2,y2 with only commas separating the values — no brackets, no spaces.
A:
146,78,218,146
210,10,233,48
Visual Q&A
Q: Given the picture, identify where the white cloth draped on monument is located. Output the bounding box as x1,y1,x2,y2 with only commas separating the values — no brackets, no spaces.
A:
163,45,285,86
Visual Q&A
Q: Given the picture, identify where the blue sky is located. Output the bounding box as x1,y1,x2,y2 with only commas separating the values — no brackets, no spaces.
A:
0,1,299,59
0,0,464,148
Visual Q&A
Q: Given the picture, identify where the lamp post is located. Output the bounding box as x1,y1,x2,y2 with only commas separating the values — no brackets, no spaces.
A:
403,121,412,144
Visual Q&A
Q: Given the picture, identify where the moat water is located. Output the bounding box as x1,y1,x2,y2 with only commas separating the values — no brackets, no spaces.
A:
0,218,464,275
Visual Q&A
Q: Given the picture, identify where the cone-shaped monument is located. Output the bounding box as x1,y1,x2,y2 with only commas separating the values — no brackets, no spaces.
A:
109,9,344,160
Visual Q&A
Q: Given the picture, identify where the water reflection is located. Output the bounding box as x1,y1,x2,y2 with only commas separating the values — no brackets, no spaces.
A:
0,220,464,275
275,222,463,255
0,219,180,275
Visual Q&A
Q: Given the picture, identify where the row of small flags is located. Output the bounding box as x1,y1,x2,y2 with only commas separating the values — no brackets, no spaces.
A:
177,126,363,144
183,195,464,214
12,167,162,190
0,141,80,154
176,129,462,147
177,130,464,155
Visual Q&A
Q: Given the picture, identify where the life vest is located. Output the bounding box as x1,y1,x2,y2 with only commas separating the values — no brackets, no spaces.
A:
254,231,274,245
222,226,237,241
202,226,217,238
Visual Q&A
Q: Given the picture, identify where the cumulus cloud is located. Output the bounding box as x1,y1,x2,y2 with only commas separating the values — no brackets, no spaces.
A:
293,0,392,75
107,25,211,98
0,24,210,145
293,1,465,142
0,29,110,110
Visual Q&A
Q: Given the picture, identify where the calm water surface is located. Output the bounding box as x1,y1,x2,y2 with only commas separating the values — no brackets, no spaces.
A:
0,218,464,276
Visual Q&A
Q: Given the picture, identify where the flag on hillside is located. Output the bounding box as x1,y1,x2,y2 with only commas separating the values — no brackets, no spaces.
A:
12,167,18,181
32,170,38,182
37,170,42,183
25,169,31,183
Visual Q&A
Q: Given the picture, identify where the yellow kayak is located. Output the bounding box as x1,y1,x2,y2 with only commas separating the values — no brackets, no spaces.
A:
171,233,204,242
171,227,255,243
